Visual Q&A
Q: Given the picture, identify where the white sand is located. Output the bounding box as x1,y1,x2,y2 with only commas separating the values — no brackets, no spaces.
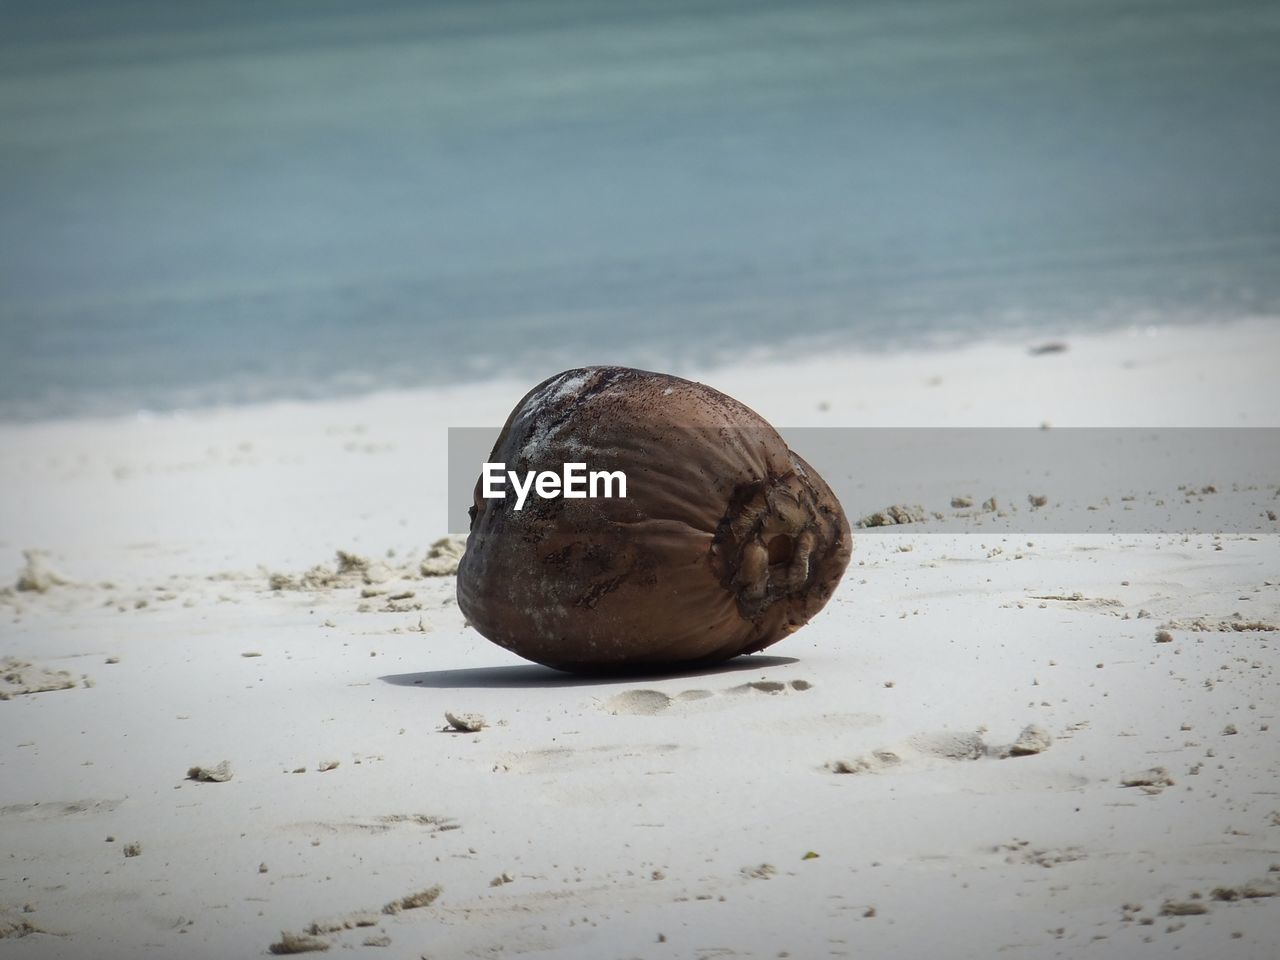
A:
1,320,1278,958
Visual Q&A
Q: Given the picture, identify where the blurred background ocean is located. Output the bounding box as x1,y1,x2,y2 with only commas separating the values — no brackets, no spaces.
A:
1,0,1277,420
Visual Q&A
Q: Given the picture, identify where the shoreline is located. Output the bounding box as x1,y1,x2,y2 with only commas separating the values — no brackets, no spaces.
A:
3,313,1277,430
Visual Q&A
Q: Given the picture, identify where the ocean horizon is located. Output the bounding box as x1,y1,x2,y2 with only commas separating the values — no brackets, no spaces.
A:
3,0,1278,421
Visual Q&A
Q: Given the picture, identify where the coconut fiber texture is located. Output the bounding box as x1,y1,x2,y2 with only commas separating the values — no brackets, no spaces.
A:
457,366,852,673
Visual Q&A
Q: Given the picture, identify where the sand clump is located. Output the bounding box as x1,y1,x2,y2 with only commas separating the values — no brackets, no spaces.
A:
420,537,466,576
0,917,44,939
306,915,379,934
269,931,331,954
273,908,388,952
15,550,73,593
1120,767,1174,791
1211,878,1279,900
270,548,433,592
828,750,902,775
0,658,78,700
444,712,486,732
382,885,442,914
1160,615,1278,633
1006,724,1053,757
269,551,394,591
1160,900,1209,916
268,538,465,594
187,761,234,782
998,839,1085,868
857,504,928,527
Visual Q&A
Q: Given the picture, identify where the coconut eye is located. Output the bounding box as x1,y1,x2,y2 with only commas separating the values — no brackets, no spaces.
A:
456,366,852,673
767,534,793,566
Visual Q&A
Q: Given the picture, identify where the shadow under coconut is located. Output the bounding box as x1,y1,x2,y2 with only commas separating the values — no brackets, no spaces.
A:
379,654,800,690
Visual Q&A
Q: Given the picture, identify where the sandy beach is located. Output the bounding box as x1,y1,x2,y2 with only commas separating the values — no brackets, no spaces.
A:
2,319,1279,959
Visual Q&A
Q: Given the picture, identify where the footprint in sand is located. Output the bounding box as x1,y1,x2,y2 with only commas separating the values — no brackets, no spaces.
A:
603,679,813,715
493,743,679,774
729,679,813,694
828,726,1078,785
603,689,679,716
908,730,989,761
828,730,989,774
0,798,124,821
287,814,460,836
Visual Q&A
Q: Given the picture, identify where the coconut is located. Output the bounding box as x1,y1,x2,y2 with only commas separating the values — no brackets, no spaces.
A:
457,366,851,672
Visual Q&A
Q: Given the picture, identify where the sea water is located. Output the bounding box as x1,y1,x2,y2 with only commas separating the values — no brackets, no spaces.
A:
2,0,1278,419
